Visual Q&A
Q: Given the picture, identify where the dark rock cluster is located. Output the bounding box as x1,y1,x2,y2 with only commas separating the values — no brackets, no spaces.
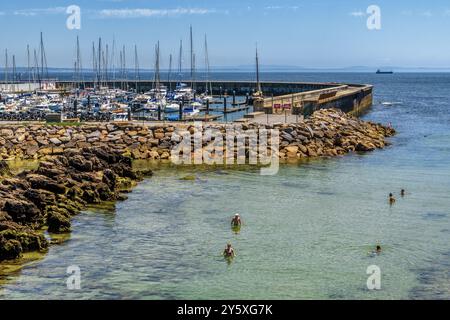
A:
0,148,151,261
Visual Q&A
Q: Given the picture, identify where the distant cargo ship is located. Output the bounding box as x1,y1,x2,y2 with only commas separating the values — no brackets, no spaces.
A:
376,69,394,74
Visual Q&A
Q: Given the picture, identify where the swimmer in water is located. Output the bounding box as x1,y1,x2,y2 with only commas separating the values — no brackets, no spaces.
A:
231,214,242,227
401,189,406,197
369,245,382,256
389,193,396,205
223,243,235,258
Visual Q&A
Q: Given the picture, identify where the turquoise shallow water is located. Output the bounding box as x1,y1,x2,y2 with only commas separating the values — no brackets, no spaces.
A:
1,73,450,299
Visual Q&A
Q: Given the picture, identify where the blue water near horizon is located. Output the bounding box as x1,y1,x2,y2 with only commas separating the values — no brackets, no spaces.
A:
1,72,449,299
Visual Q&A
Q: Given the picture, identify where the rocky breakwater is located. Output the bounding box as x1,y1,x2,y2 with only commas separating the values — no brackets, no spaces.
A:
0,147,150,261
277,109,396,159
0,109,395,162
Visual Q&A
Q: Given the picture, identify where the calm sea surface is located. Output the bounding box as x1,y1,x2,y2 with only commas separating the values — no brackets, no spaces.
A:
1,72,449,299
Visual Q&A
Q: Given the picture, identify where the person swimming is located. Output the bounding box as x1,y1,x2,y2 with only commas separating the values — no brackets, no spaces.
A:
369,245,382,257
389,193,396,205
231,214,242,227
223,243,235,258
401,189,406,197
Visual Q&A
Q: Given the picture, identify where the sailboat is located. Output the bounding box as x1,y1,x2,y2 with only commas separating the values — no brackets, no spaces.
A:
174,27,195,101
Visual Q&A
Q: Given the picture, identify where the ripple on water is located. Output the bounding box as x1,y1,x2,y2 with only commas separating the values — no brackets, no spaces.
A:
410,252,450,300
422,212,448,220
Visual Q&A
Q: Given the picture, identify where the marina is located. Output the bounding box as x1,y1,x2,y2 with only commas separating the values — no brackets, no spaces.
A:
0,79,372,123
1,32,373,124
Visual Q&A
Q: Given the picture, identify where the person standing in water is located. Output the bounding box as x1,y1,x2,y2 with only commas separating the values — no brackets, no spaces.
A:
401,189,406,197
389,193,396,205
231,214,242,227
223,243,235,258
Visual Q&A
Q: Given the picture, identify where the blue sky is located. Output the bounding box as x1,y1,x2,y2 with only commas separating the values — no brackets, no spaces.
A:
1,0,450,69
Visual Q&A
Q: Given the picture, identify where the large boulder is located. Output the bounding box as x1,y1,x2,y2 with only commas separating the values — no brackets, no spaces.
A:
0,229,48,252
47,210,71,233
355,142,376,152
69,155,93,172
23,188,57,210
2,198,42,224
0,236,22,261
26,174,67,194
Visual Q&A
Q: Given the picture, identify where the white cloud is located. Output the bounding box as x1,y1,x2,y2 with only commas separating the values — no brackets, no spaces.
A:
445,10,450,16
349,11,366,17
13,7,66,16
0,12,5,16
98,7,216,18
265,6,299,11
421,11,433,17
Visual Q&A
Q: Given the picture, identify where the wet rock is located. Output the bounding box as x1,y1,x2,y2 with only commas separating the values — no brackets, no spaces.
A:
0,178,30,191
0,236,22,261
69,155,93,172
2,198,41,224
47,210,71,233
355,142,376,152
27,174,67,194
23,189,57,210
1,229,48,252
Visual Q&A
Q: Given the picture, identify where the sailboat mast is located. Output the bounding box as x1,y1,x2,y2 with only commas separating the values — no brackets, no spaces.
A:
256,45,261,93
27,45,31,91
98,38,102,87
122,45,127,90
193,53,196,91
134,45,140,93
119,50,123,90
168,54,172,91
154,41,161,94
12,55,16,92
112,36,116,87
75,35,83,88
40,33,44,81
190,25,195,90
4,49,8,87
102,50,106,88
178,40,183,86
79,37,84,87
34,49,40,86
105,44,109,84
204,34,212,95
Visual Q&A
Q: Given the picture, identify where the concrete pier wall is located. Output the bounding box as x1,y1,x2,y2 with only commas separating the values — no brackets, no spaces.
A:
54,80,373,115
54,80,339,96
252,83,373,117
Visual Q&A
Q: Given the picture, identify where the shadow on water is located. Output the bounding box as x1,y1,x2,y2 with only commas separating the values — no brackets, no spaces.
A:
422,212,448,221
410,251,450,300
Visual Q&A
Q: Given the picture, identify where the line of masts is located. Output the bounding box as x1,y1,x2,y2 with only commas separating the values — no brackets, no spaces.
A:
2,32,49,91
2,27,262,97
